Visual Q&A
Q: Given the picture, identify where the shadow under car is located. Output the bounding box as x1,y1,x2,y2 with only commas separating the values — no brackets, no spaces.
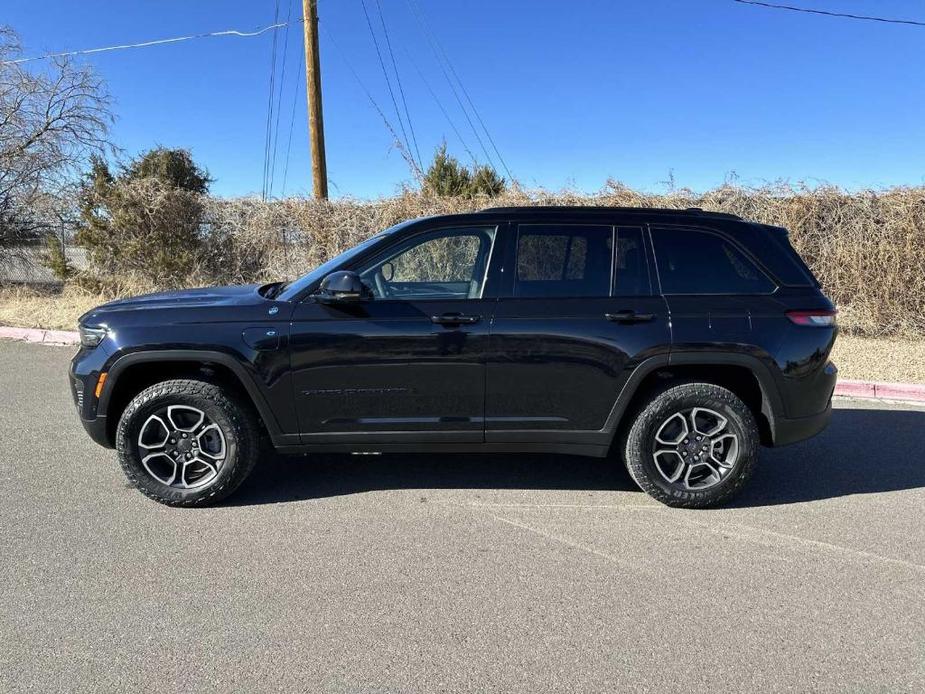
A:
227,407,925,507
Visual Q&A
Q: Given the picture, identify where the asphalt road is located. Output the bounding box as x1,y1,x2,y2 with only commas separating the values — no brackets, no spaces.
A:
2,340,924,693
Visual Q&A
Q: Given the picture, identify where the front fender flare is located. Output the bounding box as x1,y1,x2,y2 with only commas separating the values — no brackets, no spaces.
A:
97,349,284,441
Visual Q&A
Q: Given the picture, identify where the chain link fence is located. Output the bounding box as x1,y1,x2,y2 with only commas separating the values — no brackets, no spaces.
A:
0,223,88,286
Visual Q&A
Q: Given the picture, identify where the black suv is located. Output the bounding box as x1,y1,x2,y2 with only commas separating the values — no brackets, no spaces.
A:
70,206,837,508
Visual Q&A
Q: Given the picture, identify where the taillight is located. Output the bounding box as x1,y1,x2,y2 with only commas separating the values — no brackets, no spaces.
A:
786,309,837,327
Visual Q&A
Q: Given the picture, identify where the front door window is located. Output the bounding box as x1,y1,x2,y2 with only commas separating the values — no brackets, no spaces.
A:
358,227,496,300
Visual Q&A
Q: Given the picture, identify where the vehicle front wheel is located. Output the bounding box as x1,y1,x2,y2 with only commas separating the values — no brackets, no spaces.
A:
623,382,759,508
116,379,260,507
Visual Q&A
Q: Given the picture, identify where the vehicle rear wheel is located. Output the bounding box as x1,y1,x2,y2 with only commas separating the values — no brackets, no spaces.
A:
116,379,260,507
623,382,759,508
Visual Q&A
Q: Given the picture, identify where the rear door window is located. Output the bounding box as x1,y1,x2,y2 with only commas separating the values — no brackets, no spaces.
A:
613,226,650,296
651,227,776,295
514,224,613,298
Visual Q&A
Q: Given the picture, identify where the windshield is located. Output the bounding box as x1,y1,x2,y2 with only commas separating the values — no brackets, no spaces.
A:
276,221,411,301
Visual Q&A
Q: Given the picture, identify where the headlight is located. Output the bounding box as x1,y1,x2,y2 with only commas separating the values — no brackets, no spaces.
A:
79,325,108,348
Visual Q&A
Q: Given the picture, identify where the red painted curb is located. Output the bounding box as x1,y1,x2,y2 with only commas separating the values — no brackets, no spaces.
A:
834,379,925,403
833,380,876,399
1,324,924,402
0,325,79,346
871,382,925,402
41,329,80,345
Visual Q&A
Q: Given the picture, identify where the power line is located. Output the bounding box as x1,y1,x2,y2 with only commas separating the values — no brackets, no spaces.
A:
269,0,296,198
404,0,497,172
0,21,298,66
375,0,423,171
320,20,421,178
261,0,283,201
359,0,420,178
407,0,514,182
732,0,925,27
402,45,479,168
442,47,515,181
281,49,305,197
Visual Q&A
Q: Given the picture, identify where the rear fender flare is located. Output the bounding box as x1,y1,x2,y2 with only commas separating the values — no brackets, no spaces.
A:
668,350,784,423
602,351,784,444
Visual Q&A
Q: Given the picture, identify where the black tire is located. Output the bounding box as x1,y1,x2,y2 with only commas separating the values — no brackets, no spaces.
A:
623,382,759,508
116,379,260,507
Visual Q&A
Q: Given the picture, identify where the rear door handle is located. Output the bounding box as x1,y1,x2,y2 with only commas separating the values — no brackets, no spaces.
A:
605,311,655,324
431,313,481,325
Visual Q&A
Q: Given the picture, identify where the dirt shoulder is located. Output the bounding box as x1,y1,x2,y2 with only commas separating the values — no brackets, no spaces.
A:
1,289,922,384
831,335,925,385
0,287,100,331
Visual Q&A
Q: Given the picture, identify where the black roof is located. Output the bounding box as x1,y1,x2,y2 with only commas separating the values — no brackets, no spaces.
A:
479,205,741,220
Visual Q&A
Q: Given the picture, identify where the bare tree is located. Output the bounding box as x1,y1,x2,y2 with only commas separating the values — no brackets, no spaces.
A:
0,26,111,269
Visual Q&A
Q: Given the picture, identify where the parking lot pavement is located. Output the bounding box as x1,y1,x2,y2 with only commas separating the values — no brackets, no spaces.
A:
2,340,923,693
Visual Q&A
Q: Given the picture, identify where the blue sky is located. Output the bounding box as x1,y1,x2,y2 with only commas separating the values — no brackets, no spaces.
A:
5,0,925,198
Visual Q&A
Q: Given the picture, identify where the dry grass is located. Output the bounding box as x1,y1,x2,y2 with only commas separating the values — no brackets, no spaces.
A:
0,286,104,331
831,335,925,384
199,183,925,337
26,183,925,337
0,286,922,384
6,181,925,339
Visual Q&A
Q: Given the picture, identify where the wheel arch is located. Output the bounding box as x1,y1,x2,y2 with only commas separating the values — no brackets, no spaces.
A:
606,352,783,449
99,350,282,447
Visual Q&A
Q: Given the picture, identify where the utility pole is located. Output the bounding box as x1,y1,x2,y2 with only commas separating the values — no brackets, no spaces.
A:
302,0,328,199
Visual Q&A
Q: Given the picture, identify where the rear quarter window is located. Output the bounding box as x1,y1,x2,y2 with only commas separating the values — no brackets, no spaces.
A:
652,227,776,295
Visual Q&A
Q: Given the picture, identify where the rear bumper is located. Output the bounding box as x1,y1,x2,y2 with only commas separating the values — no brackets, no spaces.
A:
769,359,837,446
771,401,832,447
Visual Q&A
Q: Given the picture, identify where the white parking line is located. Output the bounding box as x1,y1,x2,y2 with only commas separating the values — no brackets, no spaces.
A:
481,511,651,574
455,498,925,576
461,502,661,510
651,512,925,575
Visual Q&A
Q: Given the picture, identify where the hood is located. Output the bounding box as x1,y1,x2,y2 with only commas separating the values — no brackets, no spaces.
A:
79,284,273,326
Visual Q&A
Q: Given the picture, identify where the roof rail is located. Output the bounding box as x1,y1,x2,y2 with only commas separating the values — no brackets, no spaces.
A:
478,205,741,219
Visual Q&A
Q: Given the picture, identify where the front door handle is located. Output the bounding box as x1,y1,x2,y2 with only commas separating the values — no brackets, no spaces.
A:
431,313,481,325
605,311,656,324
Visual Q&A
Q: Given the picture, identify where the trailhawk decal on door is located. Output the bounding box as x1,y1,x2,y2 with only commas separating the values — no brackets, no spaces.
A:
302,387,411,396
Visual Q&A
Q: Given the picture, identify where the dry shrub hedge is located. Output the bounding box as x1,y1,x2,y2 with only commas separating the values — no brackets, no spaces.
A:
84,182,925,337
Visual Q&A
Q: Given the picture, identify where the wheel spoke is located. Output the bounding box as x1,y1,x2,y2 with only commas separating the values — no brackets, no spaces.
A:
653,449,687,483
141,452,177,486
710,433,740,468
195,423,226,460
685,461,722,489
690,407,728,437
192,457,219,478
655,412,689,446
166,405,205,433
138,415,169,450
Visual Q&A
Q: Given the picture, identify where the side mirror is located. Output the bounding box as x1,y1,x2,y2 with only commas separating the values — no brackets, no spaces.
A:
316,270,372,303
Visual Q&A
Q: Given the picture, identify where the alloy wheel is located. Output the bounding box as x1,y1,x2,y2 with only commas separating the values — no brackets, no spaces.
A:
652,407,739,490
137,405,227,489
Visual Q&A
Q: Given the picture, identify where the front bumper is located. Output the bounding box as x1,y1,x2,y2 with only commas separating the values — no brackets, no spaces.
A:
70,344,114,448
79,415,112,448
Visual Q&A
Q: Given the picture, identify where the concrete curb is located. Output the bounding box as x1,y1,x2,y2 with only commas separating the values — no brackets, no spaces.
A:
835,379,925,403
0,325,79,346
1,324,924,403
